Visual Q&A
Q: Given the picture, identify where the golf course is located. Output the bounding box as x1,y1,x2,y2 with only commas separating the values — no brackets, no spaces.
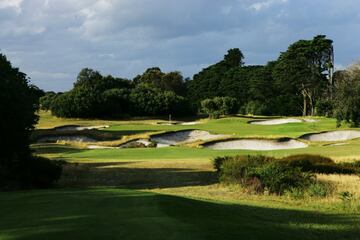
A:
2,111,359,240
2,9,360,238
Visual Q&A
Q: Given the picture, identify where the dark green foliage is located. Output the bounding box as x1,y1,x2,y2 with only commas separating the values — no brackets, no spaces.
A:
218,155,315,195
224,48,244,68
187,48,244,103
129,85,191,116
133,67,187,96
333,64,360,127
200,96,238,118
281,154,359,174
0,53,38,187
0,53,62,189
40,92,57,111
50,68,191,118
214,154,359,195
273,35,333,116
24,156,63,188
316,98,334,117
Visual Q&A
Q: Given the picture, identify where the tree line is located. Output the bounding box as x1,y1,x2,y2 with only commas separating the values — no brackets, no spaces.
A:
2,34,360,189
40,35,358,123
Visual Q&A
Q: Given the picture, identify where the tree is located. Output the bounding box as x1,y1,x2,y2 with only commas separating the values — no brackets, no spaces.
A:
188,48,245,103
333,62,360,127
133,68,186,96
201,97,238,118
0,53,61,189
39,92,57,111
224,48,244,68
273,35,333,116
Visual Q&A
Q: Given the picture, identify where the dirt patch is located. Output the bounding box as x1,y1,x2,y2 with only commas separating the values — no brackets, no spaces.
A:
301,130,360,142
151,130,226,146
204,138,308,150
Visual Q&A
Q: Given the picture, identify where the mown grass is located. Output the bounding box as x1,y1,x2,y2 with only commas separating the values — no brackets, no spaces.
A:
0,188,359,240
3,111,358,239
32,140,360,163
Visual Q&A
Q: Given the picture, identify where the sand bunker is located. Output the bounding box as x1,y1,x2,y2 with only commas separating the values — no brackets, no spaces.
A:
37,136,96,143
119,139,153,148
205,139,308,150
250,118,319,125
300,130,360,142
54,125,109,131
180,121,202,125
151,130,226,146
87,145,116,149
250,118,302,125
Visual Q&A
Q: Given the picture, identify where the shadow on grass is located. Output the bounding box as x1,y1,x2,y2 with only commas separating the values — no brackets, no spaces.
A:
0,188,359,240
31,144,88,155
60,162,217,189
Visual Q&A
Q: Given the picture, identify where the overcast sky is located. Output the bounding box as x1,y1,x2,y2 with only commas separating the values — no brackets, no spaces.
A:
1,0,359,91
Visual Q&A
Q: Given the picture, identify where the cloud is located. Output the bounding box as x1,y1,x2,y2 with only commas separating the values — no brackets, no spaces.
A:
248,0,288,12
0,0,23,13
0,0,359,91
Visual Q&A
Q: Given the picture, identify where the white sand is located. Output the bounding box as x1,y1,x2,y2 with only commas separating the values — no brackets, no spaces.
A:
37,136,96,143
205,139,308,150
151,130,226,146
87,145,116,149
250,118,302,125
301,130,360,142
180,121,202,126
55,125,109,131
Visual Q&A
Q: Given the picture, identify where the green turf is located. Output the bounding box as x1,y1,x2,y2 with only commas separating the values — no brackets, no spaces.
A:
105,117,340,138
8,113,359,239
32,140,360,163
0,188,359,240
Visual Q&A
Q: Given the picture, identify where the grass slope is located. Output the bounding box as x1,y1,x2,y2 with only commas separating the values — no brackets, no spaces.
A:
1,188,359,240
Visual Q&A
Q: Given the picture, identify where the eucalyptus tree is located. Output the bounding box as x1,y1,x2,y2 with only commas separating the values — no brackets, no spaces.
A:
273,35,334,116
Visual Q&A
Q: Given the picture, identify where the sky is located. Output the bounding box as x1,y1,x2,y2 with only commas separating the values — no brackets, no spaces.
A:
1,0,359,91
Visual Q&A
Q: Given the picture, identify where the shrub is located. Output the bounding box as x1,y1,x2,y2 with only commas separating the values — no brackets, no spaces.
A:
218,155,314,195
281,154,358,174
306,182,332,198
213,155,247,173
254,162,315,195
25,156,63,188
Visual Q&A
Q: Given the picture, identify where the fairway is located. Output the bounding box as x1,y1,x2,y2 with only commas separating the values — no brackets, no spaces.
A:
2,112,360,239
1,188,359,240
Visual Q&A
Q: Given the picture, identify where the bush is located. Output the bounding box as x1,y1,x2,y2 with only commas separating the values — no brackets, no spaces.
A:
25,156,63,188
280,154,358,174
306,182,332,198
213,154,360,196
0,156,63,190
218,155,315,195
